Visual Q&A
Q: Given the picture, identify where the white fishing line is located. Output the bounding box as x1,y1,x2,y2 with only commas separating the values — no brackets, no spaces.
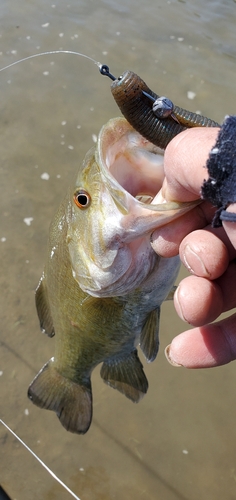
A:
0,419,81,500
0,50,101,72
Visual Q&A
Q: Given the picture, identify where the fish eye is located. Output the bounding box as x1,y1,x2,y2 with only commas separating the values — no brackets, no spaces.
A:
73,189,91,209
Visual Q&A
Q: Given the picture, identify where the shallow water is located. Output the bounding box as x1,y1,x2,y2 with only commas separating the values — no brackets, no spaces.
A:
1,1,236,499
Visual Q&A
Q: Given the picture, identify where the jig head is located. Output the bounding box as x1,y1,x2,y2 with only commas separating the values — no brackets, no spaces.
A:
142,91,180,123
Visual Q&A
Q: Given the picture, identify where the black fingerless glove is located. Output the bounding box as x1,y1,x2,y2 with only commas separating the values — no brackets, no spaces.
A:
201,115,236,227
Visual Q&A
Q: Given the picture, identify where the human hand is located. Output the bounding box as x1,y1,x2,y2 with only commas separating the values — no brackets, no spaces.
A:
151,127,236,368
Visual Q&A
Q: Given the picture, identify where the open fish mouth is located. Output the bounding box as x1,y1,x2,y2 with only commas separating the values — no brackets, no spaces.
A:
97,117,166,209
96,117,200,229
98,117,165,204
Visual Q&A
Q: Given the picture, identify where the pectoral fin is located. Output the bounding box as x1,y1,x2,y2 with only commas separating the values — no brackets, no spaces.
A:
165,285,177,301
139,307,160,362
35,275,54,337
28,358,92,434
100,350,148,402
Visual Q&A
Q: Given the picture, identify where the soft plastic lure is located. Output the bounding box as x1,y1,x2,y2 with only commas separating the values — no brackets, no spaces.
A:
100,64,220,149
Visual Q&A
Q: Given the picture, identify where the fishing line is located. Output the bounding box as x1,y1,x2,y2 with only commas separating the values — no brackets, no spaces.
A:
0,419,81,500
0,50,101,73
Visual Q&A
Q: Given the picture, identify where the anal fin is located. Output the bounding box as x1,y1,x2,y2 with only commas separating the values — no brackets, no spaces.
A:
28,358,92,434
140,307,160,362
35,275,54,337
100,350,148,403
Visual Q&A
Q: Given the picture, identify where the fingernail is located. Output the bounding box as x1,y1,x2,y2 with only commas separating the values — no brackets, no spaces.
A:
182,244,209,276
174,286,187,323
164,345,182,367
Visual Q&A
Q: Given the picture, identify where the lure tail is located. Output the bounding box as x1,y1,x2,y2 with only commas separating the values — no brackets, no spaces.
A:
28,358,92,434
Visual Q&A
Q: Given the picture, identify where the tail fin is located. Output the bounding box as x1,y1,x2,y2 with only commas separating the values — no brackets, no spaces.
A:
28,358,92,434
100,350,148,402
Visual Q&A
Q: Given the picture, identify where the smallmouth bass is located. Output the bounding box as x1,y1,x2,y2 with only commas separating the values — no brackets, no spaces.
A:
28,117,198,434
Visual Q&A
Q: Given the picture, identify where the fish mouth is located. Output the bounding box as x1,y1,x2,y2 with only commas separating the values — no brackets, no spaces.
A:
97,117,164,206
96,117,200,236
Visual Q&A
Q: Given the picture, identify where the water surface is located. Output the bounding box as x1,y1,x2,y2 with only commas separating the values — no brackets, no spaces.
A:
1,1,236,499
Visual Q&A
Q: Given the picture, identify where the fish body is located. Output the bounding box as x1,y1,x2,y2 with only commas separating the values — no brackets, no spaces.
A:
28,117,197,434
110,71,219,148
